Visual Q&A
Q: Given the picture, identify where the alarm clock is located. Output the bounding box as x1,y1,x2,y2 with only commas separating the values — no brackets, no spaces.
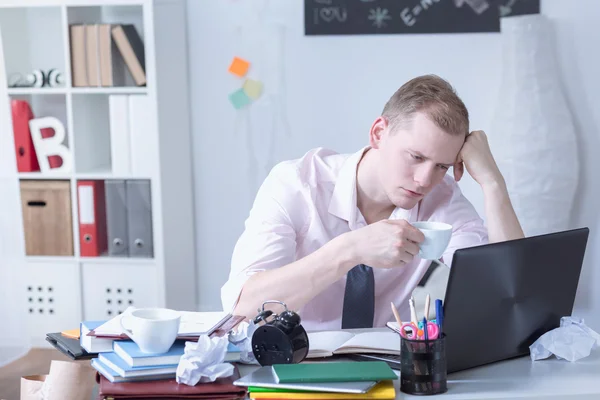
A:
251,300,309,366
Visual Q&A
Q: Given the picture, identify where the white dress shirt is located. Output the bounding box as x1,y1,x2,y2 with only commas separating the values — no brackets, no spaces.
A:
221,147,488,331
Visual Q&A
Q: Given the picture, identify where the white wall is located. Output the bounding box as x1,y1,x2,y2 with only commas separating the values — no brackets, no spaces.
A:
186,0,599,329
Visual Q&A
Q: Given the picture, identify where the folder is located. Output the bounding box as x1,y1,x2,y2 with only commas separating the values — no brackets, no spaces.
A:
11,99,39,172
69,24,88,87
126,180,153,258
272,361,397,383
128,95,156,177
86,24,101,87
111,24,147,86
77,180,108,257
108,95,131,175
105,180,129,256
20,180,73,256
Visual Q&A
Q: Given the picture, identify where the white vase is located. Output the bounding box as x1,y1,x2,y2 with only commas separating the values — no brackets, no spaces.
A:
489,14,579,236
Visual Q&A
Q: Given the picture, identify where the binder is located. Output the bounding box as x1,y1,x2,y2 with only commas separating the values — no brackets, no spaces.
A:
126,180,153,258
70,24,88,87
11,99,39,172
77,180,108,257
108,95,131,175
20,180,73,256
128,95,157,177
105,180,129,256
86,24,101,87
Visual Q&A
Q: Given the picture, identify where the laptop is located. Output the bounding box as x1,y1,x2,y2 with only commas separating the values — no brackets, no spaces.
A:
444,227,589,373
348,227,589,373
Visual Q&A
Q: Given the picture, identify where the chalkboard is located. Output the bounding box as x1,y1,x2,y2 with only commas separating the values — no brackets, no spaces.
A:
304,0,540,36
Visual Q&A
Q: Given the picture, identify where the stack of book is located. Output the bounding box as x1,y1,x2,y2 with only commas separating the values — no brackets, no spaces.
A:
91,339,241,383
234,361,398,399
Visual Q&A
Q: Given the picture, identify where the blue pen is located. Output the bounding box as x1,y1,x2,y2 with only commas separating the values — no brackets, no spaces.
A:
435,299,444,333
422,317,428,341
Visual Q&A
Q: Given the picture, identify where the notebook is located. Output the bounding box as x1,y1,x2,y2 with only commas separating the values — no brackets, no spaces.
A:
306,330,399,358
98,352,178,378
92,358,175,383
272,361,397,383
45,332,95,360
248,380,395,399
233,365,377,394
113,340,186,368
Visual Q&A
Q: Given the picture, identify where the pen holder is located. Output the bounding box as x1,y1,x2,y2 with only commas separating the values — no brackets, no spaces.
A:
400,333,447,395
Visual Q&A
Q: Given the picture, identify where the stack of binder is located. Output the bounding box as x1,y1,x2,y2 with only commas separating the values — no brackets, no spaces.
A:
76,179,154,258
234,361,397,399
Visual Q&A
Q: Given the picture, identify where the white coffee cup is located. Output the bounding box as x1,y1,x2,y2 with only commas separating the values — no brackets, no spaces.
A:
120,308,181,354
412,221,453,261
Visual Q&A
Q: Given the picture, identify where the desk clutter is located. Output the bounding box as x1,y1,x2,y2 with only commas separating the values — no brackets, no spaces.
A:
39,299,452,399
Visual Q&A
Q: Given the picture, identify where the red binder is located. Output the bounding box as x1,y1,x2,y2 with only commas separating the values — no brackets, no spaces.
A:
11,99,40,172
77,180,108,257
11,99,62,171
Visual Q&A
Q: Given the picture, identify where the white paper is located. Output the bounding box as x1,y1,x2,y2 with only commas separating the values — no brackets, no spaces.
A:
530,316,600,362
92,308,229,337
176,334,234,385
228,320,259,364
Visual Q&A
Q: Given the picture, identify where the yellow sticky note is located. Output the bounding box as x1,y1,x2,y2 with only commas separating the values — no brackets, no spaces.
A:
243,79,263,99
228,56,250,77
61,328,80,339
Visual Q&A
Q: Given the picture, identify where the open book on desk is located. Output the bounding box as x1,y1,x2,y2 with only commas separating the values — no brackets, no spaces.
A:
88,307,245,340
306,330,400,358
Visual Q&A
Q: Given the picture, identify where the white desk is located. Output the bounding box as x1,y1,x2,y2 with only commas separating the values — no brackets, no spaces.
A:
238,340,600,399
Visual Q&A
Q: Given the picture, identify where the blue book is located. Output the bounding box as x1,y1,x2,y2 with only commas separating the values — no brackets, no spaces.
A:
114,340,186,367
98,352,178,378
91,358,175,383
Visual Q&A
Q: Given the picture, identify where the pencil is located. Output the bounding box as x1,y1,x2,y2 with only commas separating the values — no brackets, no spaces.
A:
424,294,431,321
390,302,403,330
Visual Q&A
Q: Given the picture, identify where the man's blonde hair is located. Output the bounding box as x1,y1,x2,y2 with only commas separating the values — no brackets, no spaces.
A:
381,74,469,136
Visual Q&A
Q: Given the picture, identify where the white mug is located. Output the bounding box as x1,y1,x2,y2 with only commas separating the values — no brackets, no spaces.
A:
412,221,453,261
120,308,181,354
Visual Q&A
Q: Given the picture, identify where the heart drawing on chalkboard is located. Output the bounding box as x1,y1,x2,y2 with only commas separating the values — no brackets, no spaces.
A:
319,7,347,23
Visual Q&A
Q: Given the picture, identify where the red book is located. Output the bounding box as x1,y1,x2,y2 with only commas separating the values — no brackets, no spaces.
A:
77,180,108,257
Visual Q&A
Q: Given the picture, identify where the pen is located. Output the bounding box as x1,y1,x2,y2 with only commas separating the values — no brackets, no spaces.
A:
424,294,430,321
422,317,428,341
409,296,418,324
435,299,444,333
390,302,403,331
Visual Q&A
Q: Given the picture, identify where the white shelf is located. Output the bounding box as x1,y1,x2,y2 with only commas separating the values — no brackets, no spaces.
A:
71,87,147,94
19,172,71,180
1,0,196,346
25,256,76,263
8,87,67,95
8,87,147,95
79,256,155,264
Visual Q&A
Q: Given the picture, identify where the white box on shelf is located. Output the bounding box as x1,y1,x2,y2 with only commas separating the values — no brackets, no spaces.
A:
23,261,82,347
81,261,159,321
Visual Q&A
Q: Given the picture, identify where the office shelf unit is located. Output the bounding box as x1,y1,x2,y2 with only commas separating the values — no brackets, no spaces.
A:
0,0,196,346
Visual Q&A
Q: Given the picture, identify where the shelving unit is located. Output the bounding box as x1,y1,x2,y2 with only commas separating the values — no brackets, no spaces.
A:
0,0,196,347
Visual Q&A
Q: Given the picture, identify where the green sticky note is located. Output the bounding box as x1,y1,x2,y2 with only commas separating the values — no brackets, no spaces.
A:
229,88,251,109
272,361,396,383
243,78,263,99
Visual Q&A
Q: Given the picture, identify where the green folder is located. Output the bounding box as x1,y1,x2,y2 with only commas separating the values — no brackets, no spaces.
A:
272,361,397,383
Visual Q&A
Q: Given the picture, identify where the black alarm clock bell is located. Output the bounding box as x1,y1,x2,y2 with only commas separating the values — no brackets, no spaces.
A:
251,300,309,366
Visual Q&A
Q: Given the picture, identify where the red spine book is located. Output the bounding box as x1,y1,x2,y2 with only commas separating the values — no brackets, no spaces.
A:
77,180,108,257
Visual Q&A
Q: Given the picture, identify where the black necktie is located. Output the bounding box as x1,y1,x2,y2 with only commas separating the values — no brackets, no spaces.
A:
341,264,375,329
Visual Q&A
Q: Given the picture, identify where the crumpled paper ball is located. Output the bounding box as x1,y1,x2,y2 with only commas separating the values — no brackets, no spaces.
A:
530,316,600,362
176,334,234,386
228,320,260,365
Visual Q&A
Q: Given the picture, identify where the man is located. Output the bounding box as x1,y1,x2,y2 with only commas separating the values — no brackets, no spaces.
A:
221,75,524,331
